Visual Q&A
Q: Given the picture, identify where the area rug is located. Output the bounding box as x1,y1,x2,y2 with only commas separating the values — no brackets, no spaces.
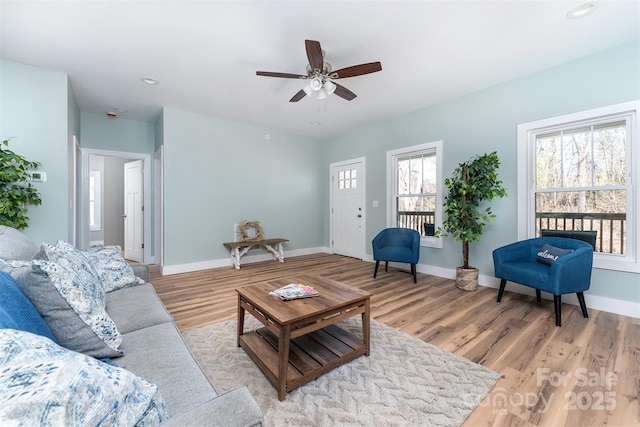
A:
182,317,500,427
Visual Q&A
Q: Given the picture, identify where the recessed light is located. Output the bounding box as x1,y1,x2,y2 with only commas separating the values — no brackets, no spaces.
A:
567,2,597,19
141,77,159,85
114,108,128,113
310,121,322,126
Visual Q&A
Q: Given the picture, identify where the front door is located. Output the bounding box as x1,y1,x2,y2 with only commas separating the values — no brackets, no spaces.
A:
124,160,143,262
331,158,366,259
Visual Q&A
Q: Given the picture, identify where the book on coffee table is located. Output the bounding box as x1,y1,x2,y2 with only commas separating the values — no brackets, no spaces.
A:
269,283,319,301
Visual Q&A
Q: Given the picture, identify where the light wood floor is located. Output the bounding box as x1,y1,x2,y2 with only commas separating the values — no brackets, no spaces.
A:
149,253,639,427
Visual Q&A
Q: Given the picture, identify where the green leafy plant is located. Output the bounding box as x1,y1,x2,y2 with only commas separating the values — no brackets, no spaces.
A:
436,151,507,269
0,138,42,229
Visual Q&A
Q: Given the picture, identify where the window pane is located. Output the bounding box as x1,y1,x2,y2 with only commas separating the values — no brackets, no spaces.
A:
422,155,437,192
536,190,626,254
409,157,422,194
562,127,592,188
396,196,436,236
593,123,626,186
89,202,95,227
536,135,562,189
397,158,411,195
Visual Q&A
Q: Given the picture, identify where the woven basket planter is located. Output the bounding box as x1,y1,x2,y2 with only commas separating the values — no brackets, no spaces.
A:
456,267,479,291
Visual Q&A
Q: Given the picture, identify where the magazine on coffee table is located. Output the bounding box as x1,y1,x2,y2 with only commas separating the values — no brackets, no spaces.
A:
269,283,319,301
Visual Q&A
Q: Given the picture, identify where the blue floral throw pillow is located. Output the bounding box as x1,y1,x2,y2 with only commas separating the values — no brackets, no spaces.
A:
0,329,170,426
83,245,146,292
536,243,574,266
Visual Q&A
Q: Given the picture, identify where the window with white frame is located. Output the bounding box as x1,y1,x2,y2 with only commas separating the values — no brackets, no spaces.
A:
89,171,101,231
517,101,639,272
387,141,443,248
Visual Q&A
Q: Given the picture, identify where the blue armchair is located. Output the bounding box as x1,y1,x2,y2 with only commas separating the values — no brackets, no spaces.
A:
492,237,594,326
372,228,420,283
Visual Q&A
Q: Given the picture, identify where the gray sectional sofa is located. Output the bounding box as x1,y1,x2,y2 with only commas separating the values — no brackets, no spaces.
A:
0,226,263,426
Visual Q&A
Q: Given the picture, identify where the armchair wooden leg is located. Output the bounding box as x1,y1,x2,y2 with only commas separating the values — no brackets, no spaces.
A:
536,289,542,304
554,295,562,327
373,261,380,279
577,292,589,318
497,279,507,302
411,264,417,284
384,261,389,272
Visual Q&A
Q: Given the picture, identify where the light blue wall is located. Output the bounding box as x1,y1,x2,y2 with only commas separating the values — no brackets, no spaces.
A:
0,59,71,244
80,112,155,153
161,108,324,265
323,41,640,303
3,41,638,304
80,112,157,258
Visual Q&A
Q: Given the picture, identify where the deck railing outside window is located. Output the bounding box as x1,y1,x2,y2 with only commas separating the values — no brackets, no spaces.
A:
397,211,435,237
398,210,626,253
536,212,626,254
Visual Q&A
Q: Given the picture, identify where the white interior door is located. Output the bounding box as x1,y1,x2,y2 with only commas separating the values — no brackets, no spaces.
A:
124,160,143,262
331,159,366,259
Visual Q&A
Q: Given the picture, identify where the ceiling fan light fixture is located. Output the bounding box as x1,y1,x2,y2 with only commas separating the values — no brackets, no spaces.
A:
303,84,313,97
324,80,336,95
256,39,382,102
316,87,328,100
310,77,323,91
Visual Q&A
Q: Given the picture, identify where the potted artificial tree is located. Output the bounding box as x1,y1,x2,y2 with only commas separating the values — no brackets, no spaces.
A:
436,151,507,291
0,138,42,229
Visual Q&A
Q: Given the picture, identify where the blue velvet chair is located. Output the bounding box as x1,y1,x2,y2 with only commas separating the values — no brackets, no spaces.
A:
492,237,594,326
372,228,420,283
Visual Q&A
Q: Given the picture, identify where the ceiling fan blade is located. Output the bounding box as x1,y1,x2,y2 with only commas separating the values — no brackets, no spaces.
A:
305,39,323,72
331,62,382,79
289,89,307,102
256,71,307,79
334,83,357,101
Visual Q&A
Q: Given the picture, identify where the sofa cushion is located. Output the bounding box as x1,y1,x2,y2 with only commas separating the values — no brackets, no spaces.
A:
0,329,170,426
113,322,218,415
0,226,39,260
536,243,574,265
0,270,57,342
1,260,124,359
106,284,173,334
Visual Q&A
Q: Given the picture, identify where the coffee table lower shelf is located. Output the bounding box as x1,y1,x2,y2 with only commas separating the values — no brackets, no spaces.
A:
239,324,366,397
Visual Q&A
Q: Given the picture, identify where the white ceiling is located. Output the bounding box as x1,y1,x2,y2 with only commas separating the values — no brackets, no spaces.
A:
1,1,638,139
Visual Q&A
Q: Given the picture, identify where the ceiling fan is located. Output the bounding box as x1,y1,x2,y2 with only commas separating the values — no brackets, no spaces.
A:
256,39,382,102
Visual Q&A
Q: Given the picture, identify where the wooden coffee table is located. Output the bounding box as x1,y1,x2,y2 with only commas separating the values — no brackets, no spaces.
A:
236,275,372,401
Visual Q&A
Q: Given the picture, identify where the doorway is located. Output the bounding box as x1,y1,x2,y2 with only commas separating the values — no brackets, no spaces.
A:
330,157,366,259
78,148,152,262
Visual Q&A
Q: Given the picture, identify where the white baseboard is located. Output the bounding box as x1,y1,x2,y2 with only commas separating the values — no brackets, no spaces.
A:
89,240,104,247
161,250,639,319
418,264,640,319
372,260,639,319
161,247,326,276
476,273,640,319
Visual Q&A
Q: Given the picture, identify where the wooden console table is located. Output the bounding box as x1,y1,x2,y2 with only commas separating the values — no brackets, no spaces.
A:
223,238,288,269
